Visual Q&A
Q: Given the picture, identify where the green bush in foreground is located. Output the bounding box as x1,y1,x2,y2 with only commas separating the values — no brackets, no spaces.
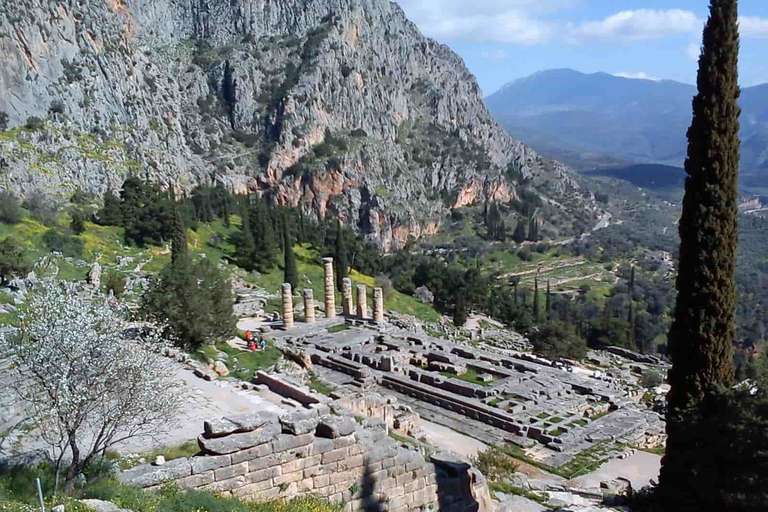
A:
1,466,344,512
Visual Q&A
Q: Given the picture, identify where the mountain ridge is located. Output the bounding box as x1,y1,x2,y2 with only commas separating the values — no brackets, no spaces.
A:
486,68,768,171
0,0,596,251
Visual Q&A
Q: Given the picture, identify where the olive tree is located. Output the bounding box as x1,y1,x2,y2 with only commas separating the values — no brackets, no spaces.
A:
0,282,181,491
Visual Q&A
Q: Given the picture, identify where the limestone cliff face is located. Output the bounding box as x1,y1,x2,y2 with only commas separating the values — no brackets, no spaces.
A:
0,0,595,250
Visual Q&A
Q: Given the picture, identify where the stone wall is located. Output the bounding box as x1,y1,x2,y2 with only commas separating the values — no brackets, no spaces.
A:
118,407,491,512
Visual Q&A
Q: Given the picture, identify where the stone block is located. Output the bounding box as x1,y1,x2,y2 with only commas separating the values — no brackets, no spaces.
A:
333,435,357,449
199,422,281,455
272,433,315,453
297,478,315,492
214,462,248,481
246,466,281,484
317,415,358,439
395,472,414,487
313,474,331,488
311,438,336,455
304,463,333,478
281,457,306,474
176,472,214,489
204,413,278,438
280,411,321,436
337,454,364,471
302,454,322,470
117,458,192,488
389,494,412,509
250,487,281,502
322,447,349,464
190,454,232,475
273,470,304,486
231,443,273,464
200,475,246,493
249,454,281,472
232,479,274,497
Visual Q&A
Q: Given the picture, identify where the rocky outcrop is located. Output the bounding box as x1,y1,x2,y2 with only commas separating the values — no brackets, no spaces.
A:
0,0,596,249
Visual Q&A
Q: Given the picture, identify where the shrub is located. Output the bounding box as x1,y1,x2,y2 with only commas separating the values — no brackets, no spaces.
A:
42,229,84,258
0,111,8,130
641,371,664,389
375,274,395,300
49,100,66,115
104,272,127,296
70,210,87,234
24,191,59,226
470,447,518,483
0,191,23,224
351,128,367,137
24,116,44,130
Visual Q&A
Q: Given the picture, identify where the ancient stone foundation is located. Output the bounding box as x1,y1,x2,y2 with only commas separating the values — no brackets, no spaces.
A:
373,287,384,324
118,409,491,512
304,289,315,324
282,283,294,329
323,258,336,319
357,285,368,320
342,278,354,316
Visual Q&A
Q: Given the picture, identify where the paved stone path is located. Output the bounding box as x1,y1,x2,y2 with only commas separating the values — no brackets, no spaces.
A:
419,419,489,458
573,450,661,491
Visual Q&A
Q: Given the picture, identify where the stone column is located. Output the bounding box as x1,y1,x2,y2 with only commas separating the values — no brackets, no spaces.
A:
323,257,336,319
356,284,368,320
342,277,354,316
373,287,385,324
282,283,294,329
303,289,315,323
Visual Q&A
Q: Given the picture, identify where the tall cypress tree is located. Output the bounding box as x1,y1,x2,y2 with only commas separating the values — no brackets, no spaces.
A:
545,279,551,319
170,204,187,262
532,273,540,322
512,218,527,244
660,0,741,504
283,215,298,290
334,219,348,292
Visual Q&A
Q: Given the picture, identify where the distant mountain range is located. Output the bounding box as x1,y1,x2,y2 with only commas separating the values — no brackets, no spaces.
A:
486,68,768,172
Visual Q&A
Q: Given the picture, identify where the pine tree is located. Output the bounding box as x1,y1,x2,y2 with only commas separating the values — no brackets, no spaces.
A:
97,188,123,226
660,0,743,506
283,215,298,290
533,273,540,322
334,219,348,292
512,218,527,244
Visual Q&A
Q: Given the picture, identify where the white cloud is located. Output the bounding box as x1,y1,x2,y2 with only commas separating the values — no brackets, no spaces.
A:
395,0,576,44
612,71,660,81
741,16,768,39
569,9,701,41
480,49,509,61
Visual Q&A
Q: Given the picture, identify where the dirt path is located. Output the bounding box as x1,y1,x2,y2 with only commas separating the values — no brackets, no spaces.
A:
419,419,489,458
572,451,661,490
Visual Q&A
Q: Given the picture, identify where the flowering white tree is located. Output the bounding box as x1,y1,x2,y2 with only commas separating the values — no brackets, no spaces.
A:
0,282,181,490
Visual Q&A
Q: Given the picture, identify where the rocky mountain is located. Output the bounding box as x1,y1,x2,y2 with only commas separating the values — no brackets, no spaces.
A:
486,68,768,172
0,0,594,251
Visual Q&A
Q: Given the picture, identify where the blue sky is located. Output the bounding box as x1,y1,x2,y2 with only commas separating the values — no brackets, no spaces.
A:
395,0,768,95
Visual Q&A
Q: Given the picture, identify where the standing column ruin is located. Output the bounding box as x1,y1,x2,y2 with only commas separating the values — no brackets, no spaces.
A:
373,287,385,324
303,289,315,323
342,277,354,316
356,284,368,320
282,283,294,329
323,257,336,319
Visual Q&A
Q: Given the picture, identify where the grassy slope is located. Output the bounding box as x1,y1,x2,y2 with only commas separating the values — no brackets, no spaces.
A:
0,214,440,323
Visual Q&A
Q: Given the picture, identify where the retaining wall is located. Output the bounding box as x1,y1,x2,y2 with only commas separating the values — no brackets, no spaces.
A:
118,407,491,512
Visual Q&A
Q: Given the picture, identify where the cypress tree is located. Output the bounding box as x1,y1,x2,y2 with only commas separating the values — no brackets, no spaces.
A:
512,218,527,244
660,0,742,505
283,215,298,290
334,219,348,292
513,279,519,305
545,279,551,319
170,204,187,262
532,273,540,322
527,216,538,242
665,0,740,414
